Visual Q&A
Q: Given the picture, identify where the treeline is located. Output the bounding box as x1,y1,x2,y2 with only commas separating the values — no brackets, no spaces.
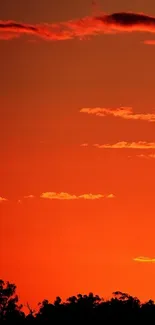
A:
1,279,155,324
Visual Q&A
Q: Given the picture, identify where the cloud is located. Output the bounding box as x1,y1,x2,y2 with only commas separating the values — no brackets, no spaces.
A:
137,153,155,159
94,142,155,149
80,107,155,122
133,257,155,263
24,195,35,199
0,196,7,202
97,12,155,32
2,11,155,41
0,32,20,40
41,192,77,200
78,194,105,200
80,143,89,147
107,194,116,198
40,192,114,200
143,39,155,45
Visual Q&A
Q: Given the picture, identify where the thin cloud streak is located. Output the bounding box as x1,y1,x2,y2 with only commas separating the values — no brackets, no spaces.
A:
80,107,155,122
137,153,155,159
40,192,115,200
0,32,20,40
80,143,89,147
94,142,155,149
144,39,155,45
0,193,115,202
134,257,155,263
2,11,155,41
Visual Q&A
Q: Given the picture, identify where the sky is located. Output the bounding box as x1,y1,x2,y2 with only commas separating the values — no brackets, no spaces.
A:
1,0,155,309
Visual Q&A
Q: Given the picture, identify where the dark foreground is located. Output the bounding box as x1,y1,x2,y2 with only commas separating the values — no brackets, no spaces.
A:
0,279,155,324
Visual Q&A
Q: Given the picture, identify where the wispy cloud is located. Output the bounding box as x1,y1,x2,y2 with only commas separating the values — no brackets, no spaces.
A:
40,192,115,200
137,153,155,159
24,195,35,199
144,39,155,45
80,143,89,147
0,196,7,202
0,32,20,40
94,142,155,149
2,11,155,41
134,257,155,263
80,107,155,122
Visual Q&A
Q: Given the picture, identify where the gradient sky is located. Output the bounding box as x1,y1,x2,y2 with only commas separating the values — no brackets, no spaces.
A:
1,0,155,309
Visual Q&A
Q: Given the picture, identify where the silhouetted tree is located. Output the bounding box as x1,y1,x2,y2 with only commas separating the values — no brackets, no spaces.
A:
0,279,25,323
1,279,155,324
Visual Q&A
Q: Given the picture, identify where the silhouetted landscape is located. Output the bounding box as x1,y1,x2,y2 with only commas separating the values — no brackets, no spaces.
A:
1,279,155,324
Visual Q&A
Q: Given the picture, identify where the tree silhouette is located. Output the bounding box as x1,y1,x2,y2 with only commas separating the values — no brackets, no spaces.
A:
1,279,155,324
0,279,25,323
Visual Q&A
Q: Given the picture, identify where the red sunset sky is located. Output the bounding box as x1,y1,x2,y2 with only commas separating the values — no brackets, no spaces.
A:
1,0,155,309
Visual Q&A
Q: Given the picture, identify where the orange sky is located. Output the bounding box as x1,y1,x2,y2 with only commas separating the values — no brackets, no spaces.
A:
1,0,155,309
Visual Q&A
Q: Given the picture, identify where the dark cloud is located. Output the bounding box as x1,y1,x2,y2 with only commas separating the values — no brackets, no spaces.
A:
102,12,155,27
